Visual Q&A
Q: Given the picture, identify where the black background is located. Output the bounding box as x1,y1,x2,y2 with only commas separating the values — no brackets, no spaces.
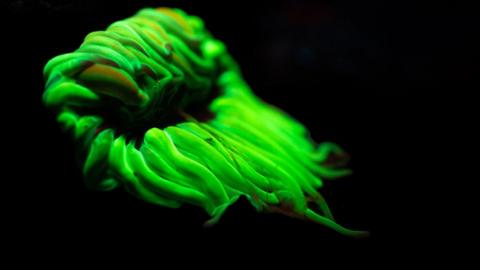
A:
2,0,474,264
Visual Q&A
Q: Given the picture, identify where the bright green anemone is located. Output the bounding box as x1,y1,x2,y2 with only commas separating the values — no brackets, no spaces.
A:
43,7,368,237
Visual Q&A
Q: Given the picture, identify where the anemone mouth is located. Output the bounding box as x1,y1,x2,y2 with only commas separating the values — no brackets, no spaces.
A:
43,7,368,237
93,82,221,146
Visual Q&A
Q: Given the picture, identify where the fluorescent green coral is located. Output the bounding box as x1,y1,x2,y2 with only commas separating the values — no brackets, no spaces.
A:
43,7,367,237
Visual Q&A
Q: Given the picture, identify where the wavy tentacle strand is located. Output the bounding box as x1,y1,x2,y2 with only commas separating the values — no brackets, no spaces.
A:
43,7,367,237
